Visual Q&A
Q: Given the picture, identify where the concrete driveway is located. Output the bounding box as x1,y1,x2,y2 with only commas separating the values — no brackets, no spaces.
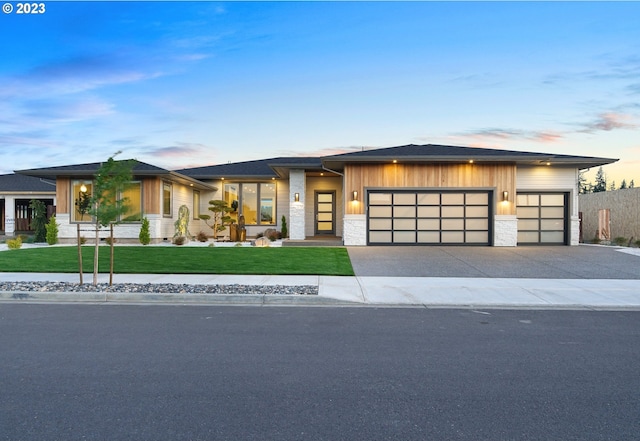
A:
347,245,640,279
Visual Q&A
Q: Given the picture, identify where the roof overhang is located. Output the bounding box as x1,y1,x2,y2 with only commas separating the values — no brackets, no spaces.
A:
321,154,618,170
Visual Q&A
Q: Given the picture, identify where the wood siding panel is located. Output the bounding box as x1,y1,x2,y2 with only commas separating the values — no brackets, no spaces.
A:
345,163,516,215
56,178,70,213
143,178,160,215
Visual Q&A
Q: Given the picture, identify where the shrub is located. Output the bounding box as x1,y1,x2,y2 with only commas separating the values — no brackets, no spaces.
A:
7,236,22,250
139,217,151,245
104,237,117,245
79,236,87,245
281,215,288,238
234,242,243,247
612,237,627,246
635,239,640,248
196,231,209,242
45,216,59,245
173,236,186,245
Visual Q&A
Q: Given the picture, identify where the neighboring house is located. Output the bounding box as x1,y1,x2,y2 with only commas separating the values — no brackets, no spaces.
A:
16,144,617,246
579,188,640,243
16,161,214,244
0,174,56,237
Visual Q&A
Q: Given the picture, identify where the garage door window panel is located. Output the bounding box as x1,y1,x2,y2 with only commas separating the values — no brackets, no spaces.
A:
394,206,416,218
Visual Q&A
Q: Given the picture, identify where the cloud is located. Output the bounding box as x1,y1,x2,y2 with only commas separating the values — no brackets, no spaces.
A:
578,113,638,133
456,128,563,144
145,142,211,158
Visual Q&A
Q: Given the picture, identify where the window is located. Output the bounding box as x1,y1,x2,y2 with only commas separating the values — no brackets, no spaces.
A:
163,182,172,217
193,190,200,219
72,180,142,223
224,182,276,225
224,184,239,223
121,182,142,222
242,183,258,224
72,180,93,222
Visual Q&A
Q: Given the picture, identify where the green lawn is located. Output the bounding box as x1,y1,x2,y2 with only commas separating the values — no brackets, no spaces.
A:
0,246,355,276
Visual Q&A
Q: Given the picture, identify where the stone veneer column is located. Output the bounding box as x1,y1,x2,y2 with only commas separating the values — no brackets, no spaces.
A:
494,215,518,246
289,169,305,240
4,196,15,236
570,216,580,245
343,214,366,245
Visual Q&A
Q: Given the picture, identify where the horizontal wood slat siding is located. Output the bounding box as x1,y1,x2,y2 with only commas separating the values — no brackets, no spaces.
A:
56,178,70,213
143,178,160,215
345,163,516,215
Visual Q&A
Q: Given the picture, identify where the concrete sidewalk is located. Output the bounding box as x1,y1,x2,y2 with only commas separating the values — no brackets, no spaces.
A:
1,272,639,310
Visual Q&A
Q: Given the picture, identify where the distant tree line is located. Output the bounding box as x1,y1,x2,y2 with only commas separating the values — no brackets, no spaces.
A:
579,167,635,194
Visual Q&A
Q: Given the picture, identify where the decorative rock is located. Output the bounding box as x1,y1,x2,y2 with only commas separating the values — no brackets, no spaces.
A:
0,281,318,295
252,236,271,247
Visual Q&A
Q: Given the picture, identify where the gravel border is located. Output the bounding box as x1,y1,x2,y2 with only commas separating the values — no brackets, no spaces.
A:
0,282,318,296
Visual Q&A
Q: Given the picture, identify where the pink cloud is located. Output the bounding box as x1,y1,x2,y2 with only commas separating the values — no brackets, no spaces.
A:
579,113,638,133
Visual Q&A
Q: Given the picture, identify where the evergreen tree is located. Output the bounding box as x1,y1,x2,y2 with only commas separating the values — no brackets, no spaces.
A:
29,199,47,242
620,179,627,189
609,181,616,191
593,167,607,192
578,171,591,194
630,180,635,188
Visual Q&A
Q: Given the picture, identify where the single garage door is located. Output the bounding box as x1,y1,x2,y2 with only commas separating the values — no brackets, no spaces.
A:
516,193,568,245
367,190,492,245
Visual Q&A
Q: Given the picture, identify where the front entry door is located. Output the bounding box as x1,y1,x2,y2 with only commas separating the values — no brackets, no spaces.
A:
315,191,335,235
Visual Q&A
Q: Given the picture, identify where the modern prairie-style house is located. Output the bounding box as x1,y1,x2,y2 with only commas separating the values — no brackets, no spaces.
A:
15,144,617,246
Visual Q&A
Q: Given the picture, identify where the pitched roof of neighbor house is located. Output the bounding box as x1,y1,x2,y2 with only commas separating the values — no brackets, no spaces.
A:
15,160,216,191
322,144,618,170
178,157,323,179
0,173,56,193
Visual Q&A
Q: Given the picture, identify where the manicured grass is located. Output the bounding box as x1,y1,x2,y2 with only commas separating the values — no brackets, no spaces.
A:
0,246,355,276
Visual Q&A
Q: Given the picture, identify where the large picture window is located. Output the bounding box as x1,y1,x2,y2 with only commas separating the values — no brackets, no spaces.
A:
121,182,142,222
224,182,276,225
72,180,142,223
72,180,93,222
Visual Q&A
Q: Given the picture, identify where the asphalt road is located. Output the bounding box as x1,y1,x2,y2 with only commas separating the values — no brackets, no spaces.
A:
1,304,639,441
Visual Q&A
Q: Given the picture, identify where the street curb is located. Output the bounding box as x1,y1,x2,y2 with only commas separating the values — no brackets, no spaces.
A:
0,291,360,306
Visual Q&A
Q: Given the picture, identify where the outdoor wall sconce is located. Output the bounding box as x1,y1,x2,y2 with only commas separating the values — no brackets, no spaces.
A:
352,191,358,201
502,191,509,201
294,193,300,202
80,184,87,193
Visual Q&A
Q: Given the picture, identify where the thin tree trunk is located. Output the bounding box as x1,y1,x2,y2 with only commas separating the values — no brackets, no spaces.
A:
77,224,83,285
109,224,114,286
93,223,99,286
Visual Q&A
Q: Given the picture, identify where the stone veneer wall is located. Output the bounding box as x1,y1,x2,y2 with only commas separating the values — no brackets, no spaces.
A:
494,215,518,246
343,214,366,245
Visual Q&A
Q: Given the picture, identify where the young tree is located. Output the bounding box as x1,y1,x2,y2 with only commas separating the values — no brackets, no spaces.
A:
592,167,607,192
620,179,628,189
29,199,47,242
609,181,616,191
630,180,635,188
87,153,135,285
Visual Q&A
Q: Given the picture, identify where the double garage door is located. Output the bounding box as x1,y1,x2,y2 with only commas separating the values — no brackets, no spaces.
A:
366,189,569,246
367,190,492,245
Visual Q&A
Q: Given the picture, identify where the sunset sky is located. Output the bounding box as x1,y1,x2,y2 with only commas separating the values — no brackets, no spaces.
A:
1,1,639,186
